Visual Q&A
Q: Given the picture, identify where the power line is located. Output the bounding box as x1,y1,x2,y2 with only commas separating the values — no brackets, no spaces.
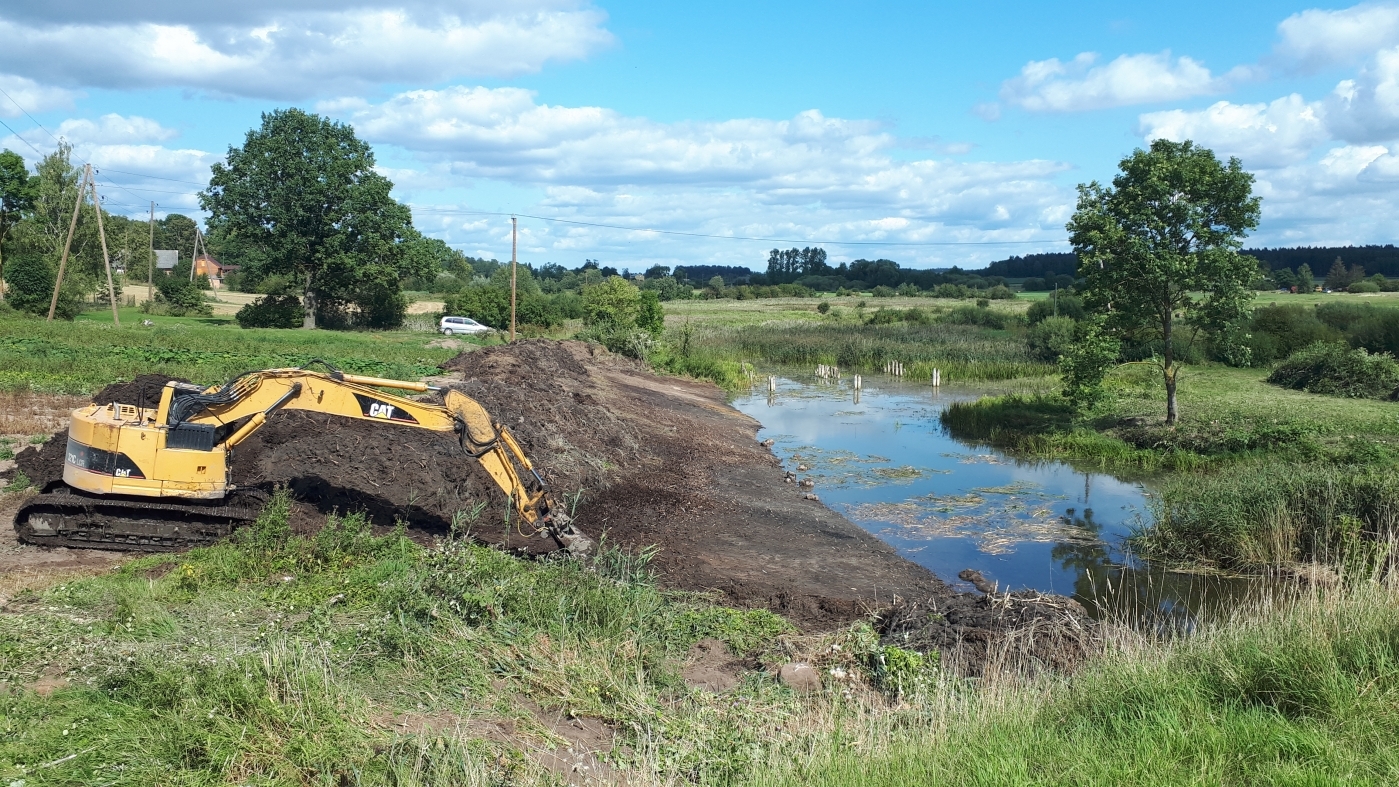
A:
412,206,1070,247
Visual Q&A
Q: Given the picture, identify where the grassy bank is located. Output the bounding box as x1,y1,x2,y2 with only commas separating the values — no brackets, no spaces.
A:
4,491,1397,785
0,311,466,395
755,580,1399,786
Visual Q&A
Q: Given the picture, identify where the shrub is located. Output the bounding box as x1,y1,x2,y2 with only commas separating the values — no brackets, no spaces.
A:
1027,316,1076,361
4,250,84,319
1026,294,1085,324
1349,280,1381,293
235,295,304,328
1248,304,1339,364
1267,342,1399,399
583,276,643,327
944,304,1020,330
1021,276,1047,291
637,290,665,335
871,285,896,298
1347,310,1399,357
985,284,1016,300
816,300,831,314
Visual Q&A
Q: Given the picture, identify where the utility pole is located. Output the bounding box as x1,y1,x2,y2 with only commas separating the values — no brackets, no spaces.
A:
89,170,120,326
147,202,155,303
48,165,90,322
510,216,517,342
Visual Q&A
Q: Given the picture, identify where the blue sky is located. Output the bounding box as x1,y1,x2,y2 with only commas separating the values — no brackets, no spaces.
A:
4,1,1399,270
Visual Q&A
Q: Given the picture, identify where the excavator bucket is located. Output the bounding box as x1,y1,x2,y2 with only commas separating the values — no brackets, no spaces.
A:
443,390,591,554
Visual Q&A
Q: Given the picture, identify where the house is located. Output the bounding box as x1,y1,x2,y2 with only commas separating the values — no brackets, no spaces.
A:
193,255,239,289
155,249,178,274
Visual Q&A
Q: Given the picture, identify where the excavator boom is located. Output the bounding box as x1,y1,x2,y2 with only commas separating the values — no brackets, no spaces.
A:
15,364,586,553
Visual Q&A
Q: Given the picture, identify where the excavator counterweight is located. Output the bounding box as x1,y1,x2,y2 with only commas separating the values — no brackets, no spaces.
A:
13,365,588,553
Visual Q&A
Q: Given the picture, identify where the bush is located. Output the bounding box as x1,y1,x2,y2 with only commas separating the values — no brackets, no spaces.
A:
985,284,1016,300
1027,316,1076,361
1267,342,1399,399
1021,277,1047,292
1248,304,1339,364
583,277,643,327
816,300,831,314
943,304,1020,330
1026,294,1085,324
871,285,896,298
1349,280,1381,293
1347,310,1399,357
235,295,305,328
4,250,83,319
637,290,665,335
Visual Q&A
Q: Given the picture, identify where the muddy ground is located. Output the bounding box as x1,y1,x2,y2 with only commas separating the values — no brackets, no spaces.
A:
3,340,1095,670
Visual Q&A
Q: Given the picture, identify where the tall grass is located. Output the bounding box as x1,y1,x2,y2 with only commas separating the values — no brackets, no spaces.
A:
1139,458,1399,568
675,321,1052,384
753,580,1399,786
0,312,460,394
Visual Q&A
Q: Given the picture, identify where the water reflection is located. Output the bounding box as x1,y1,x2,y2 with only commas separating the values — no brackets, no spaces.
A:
730,376,1265,629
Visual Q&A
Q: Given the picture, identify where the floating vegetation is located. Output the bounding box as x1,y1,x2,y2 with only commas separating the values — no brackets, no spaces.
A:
973,481,1044,496
873,465,925,480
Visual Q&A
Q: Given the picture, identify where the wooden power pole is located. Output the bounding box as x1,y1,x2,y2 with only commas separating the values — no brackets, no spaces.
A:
510,216,517,342
147,202,155,303
48,165,90,322
89,172,120,326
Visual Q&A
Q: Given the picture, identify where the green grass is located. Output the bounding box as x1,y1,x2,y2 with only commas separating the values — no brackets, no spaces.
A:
0,310,469,394
755,581,1399,787
0,491,796,785
666,316,1050,386
5,491,1399,786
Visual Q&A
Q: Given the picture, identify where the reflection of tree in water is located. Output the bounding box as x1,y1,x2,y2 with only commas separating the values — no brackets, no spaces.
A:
1052,497,1225,634
1051,506,1119,604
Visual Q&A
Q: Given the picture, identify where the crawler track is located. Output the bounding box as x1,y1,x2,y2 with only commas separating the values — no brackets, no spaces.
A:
14,487,268,551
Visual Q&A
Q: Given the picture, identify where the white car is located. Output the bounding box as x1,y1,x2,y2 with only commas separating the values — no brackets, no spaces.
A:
439,316,490,335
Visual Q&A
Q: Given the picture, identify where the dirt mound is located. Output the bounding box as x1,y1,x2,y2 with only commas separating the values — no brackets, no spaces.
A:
877,570,1100,677
13,436,66,491
93,374,192,407
227,412,524,545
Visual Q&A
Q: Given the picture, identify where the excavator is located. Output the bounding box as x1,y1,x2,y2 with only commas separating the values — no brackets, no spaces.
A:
13,362,588,553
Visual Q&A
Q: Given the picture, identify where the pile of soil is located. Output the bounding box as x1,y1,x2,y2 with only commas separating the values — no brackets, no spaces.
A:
876,571,1101,677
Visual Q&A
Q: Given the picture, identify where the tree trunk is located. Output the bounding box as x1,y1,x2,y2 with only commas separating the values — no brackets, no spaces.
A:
0,240,6,301
1162,309,1177,424
302,270,317,329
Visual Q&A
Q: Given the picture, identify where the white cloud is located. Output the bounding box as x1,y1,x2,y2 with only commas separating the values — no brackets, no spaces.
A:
54,114,179,145
0,2,612,99
1323,46,1399,142
0,73,81,117
1138,95,1328,168
1000,51,1234,113
1273,2,1399,72
332,87,1079,267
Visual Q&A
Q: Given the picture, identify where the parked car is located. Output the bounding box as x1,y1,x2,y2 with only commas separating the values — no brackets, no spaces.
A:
439,316,490,335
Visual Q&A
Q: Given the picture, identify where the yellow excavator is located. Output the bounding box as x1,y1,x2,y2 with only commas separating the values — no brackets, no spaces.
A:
13,362,588,553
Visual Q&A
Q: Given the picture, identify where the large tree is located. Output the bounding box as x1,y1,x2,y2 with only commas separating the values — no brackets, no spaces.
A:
1066,139,1261,424
201,109,420,328
0,149,38,299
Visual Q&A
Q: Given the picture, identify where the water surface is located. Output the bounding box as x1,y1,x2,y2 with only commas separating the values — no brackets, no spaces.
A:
731,376,1271,628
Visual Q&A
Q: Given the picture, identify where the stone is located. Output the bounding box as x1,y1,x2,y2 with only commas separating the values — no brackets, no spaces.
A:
776,662,821,693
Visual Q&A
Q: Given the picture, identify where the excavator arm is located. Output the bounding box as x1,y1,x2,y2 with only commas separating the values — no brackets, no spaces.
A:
21,363,586,552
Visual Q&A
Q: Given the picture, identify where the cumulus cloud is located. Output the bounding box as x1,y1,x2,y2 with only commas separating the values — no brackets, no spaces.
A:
332,86,1069,220
1323,46,1399,142
0,2,612,99
0,73,81,117
1273,2,1399,72
1138,95,1329,168
329,87,1079,266
1000,51,1239,113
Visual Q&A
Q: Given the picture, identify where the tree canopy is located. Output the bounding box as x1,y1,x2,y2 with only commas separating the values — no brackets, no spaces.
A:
1065,139,1261,423
201,108,425,329
0,149,38,299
